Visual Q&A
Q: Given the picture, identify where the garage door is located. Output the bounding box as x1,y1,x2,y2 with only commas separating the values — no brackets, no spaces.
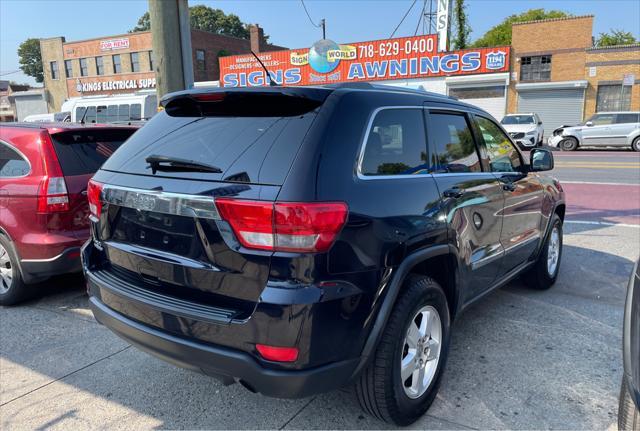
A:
448,85,506,121
518,89,585,137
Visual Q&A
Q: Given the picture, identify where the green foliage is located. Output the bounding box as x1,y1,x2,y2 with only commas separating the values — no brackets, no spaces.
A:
17,38,43,83
595,29,637,47
452,0,471,50
471,9,571,48
129,6,269,43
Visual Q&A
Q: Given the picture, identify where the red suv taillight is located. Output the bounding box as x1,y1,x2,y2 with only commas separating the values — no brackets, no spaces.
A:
37,133,69,213
87,179,104,219
215,199,348,253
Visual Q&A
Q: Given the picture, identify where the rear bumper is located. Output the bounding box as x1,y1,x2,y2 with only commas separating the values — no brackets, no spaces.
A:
89,295,359,398
20,247,82,283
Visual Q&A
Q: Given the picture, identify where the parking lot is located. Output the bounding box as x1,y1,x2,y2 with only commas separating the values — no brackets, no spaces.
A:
1,149,639,430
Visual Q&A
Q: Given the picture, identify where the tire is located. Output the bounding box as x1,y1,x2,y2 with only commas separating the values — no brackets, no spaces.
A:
525,214,563,290
619,375,640,431
0,236,30,306
632,137,640,152
559,137,578,151
355,275,451,426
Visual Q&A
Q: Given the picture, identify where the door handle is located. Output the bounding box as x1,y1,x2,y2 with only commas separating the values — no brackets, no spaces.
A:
502,182,516,192
443,187,465,198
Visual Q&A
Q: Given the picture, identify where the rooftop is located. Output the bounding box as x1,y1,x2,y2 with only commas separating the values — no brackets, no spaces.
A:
512,15,594,26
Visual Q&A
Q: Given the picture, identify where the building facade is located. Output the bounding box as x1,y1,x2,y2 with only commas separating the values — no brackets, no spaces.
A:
40,25,285,112
508,15,640,136
0,81,30,122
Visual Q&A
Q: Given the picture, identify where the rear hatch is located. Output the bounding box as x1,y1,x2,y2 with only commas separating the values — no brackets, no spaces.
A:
47,127,136,238
91,88,332,316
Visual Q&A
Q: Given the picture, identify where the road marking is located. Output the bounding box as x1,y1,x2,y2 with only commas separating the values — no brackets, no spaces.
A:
560,181,640,186
565,220,640,228
554,164,639,169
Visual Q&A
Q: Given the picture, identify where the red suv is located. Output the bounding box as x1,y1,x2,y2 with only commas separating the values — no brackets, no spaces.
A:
0,123,137,305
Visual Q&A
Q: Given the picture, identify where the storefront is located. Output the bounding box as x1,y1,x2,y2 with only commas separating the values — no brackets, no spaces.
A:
219,34,511,118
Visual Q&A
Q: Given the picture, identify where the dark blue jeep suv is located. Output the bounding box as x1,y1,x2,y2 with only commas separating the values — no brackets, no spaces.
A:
83,84,565,425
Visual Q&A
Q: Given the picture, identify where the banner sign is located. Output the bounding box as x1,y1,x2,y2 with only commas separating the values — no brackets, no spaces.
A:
436,0,452,52
100,38,130,51
219,34,510,88
76,78,156,93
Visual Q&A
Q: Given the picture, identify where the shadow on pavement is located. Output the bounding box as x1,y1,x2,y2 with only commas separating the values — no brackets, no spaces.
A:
0,243,635,430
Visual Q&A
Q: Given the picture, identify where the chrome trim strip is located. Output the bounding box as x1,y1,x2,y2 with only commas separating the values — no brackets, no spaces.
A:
471,249,505,270
503,234,540,254
21,251,68,263
101,184,220,220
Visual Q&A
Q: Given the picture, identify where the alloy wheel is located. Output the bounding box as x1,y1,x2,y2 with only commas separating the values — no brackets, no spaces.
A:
0,243,14,294
400,305,442,399
547,226,560,276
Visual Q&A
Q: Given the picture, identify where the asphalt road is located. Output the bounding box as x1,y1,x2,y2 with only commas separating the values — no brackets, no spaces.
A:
1,149,639,430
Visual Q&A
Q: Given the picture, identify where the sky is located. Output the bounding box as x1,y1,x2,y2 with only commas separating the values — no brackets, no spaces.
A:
1,0,639,86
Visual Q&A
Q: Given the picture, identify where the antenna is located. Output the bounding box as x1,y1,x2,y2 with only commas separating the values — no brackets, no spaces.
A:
251,51,277,87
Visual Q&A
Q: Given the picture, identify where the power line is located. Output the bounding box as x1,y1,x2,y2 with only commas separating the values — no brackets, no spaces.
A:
390,0,418,38
414,0,428,36
0,70,21,76
300,0,321,28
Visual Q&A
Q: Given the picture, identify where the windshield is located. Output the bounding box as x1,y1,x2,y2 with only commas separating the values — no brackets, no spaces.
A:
501,115,535,125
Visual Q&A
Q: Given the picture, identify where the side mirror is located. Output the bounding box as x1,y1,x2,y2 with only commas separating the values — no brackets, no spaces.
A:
585,121,593,127
538,121,543,125
530,148,554,172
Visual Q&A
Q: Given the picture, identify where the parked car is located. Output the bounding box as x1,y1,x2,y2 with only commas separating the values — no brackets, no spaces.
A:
619,257,639,430
0,122,138,305
82,84,565,425
500,113,544,149
548,112,640,151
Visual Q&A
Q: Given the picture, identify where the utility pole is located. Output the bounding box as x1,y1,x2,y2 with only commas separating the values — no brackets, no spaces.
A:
149,0,193,100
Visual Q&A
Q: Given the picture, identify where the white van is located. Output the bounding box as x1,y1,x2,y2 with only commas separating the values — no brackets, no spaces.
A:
62,91,157,123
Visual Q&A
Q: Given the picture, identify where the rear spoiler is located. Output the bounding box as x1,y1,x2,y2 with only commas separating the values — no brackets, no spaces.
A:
161,87,333,118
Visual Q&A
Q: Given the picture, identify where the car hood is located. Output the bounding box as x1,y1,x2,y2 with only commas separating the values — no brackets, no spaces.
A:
502,124,537,133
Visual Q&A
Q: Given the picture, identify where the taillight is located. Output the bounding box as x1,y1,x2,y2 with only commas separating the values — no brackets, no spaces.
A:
255,344,299,362
37,177,69,213
215,199,348,253
87,179,104,219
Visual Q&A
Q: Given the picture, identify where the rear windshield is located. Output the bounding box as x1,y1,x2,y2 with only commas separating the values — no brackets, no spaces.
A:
51,129,135,176
101,109,319,185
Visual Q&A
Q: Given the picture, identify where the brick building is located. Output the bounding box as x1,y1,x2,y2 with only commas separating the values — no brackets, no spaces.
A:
40,25,285,112
508,15,640,136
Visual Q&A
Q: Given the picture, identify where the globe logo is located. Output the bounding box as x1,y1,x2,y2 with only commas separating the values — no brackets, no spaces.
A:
308,39,340,74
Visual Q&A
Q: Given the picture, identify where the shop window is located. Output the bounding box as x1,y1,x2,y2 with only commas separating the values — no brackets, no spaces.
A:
448,85,505,99
520,55,551,82
112,54,121,74
64,60,73,78
50,61,59,80
360,109,428,176
96,56,104,76
596,84,632,112
148,51,154,71
429,112,481,173
196,49,206,72
131,52,140,72
79,58,88,77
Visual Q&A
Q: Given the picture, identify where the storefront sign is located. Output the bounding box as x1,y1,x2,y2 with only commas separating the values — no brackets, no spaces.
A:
436,0,452,52
219,35,510,88
100,38,130,51
76,78,156,93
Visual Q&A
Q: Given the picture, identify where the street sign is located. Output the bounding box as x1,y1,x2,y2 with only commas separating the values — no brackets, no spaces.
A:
623,73,635,86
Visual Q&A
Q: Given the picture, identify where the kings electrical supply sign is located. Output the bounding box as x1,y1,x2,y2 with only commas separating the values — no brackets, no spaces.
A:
219,34,510,87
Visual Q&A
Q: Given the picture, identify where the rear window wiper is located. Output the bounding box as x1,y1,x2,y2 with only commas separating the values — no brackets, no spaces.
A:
145,155,222,174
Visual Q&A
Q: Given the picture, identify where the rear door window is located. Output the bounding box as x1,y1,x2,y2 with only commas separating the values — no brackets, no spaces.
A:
428,112,481,173
360,108,427,176
0,141,30,177
50,129,135,176
616,113,640,124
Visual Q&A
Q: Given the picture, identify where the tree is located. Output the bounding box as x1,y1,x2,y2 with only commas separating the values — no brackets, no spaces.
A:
129,6,269,42
595,29,637,47
452,0,471,49
129,12,150,33
17,38,43,83
472,9,571,47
